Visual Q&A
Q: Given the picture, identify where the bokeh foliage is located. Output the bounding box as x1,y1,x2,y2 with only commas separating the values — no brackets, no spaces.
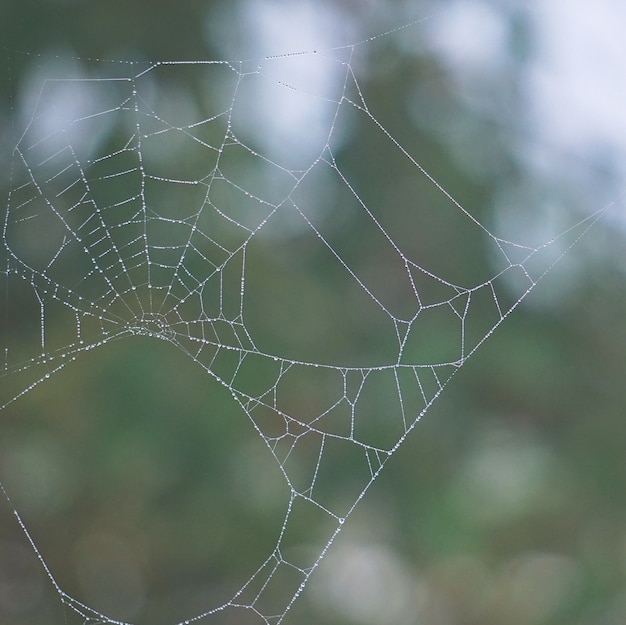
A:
1,1,624,624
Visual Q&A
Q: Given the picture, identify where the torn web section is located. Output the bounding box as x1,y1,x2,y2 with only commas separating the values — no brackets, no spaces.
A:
0,17,608,625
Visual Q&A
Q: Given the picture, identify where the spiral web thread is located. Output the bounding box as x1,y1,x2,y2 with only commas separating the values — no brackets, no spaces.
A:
0,29,607,625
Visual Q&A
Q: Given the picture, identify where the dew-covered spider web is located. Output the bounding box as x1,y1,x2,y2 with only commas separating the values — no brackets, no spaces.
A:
0,19,612,625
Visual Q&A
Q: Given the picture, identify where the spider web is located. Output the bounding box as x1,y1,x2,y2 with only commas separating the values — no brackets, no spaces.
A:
0,23,609,625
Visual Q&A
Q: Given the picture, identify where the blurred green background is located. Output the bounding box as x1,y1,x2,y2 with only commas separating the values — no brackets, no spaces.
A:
1,1,625,624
